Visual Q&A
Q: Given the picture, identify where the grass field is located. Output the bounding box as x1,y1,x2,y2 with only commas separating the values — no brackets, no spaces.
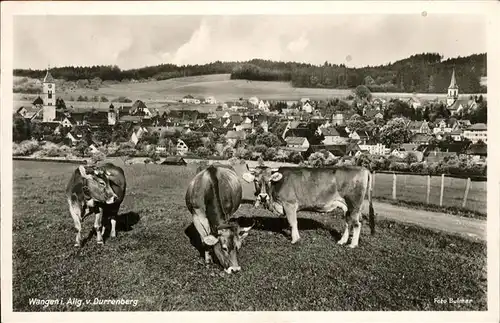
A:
14,74,487,113
12,160,487,311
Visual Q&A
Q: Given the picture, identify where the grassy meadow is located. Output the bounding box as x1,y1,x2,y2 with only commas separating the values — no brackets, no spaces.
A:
12,160,487,311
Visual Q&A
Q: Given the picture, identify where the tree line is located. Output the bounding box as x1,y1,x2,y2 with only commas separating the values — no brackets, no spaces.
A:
14,53,486,93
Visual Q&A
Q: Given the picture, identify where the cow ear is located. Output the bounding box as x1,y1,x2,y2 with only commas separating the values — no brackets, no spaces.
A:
203,235,219,246
269,172,283,182
79,166,91,179
242,172,255,183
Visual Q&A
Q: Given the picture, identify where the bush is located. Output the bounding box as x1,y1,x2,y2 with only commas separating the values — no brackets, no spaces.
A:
222,146,234,159
13,140,40,156
288,151,304,164
308,152,326,167
409,162,429,174
389,162,410,172
195,147,212,158
264,147,277,161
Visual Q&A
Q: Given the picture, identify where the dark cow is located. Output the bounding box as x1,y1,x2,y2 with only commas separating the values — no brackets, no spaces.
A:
65,163,126,247
242,165,374,248
186,165,253,274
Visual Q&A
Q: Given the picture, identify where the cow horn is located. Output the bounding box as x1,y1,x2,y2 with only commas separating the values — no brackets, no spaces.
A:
105,170,111,176
271,168,279,172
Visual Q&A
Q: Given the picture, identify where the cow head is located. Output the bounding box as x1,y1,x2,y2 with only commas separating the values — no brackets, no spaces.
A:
242,165,282,208
202,222,253,274
78,165,118,205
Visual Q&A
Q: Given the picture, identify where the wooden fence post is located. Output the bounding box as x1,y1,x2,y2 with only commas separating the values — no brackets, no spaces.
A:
392,173,397,200
439,174,445,206
462,177,471,208
426,175,431,204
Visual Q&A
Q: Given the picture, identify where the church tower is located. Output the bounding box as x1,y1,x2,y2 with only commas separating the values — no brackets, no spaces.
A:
42,67,56,122
446,68,459,107
108,103,117,125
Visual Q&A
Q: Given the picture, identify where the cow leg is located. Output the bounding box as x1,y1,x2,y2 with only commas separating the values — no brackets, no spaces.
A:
283,203,300,244
94,207,104,245
349,211,362,248
337,221,350,245
192,209,212,263
110,217,117,238
68,198,83,247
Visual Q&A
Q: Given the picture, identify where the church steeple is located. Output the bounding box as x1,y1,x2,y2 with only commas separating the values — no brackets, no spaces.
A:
447,68,458,107
42,65,56,122
448,68,458,90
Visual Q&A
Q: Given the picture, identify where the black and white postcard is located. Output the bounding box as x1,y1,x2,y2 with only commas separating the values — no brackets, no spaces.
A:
1,1,499,323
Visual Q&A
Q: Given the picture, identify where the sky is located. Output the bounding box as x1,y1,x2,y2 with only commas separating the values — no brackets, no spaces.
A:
14,14,486,70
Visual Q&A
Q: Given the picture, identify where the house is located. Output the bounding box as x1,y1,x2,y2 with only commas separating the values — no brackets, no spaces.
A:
433,119,452,134
448,98,471,116
463,123,487,143
161,156,187,166
321,142,361,157
322,127,349,145
300,98,310,104
130,126,148,145
406,97,422,109
449,129,464,141
32,96,44,106
65,132,79,146
408,120,431,134
364,109,384,120
465,142,487,161
302,102,314,113
204,96,217,104
248,97,259,106
331,113,346,126
358,143,386,155
410,133,433,145
130,100,152,117
285,137,310,149
60,116,75,128
258,100,270,111
182,95,199,104
16,107,28,118
176,139,189,156
225,130,246,147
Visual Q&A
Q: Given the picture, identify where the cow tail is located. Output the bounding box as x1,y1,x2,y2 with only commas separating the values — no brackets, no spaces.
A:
368,171,375,235
206,165,228,222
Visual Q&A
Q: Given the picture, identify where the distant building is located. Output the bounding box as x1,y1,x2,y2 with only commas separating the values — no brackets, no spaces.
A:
463,123,487,143
285,137,310,149
42,68,56,122
205,96,217,104
176,139,189,155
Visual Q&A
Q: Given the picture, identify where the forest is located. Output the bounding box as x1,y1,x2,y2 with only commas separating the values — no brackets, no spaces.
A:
14,53,486,93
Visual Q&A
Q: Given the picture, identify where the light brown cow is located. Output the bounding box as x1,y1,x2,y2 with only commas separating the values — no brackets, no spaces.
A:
242,165,374,248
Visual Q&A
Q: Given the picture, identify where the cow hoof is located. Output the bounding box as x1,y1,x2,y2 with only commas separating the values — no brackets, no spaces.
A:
74,243,81,247
337,240,347,245
291,238,300,244
349,244,358,249
97,241,104,245
110,233,116,238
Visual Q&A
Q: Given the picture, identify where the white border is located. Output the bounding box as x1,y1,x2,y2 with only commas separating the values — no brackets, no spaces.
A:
1,1,499,323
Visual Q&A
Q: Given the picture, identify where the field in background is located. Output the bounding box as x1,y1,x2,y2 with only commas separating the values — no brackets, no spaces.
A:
14,74,487,113
13,160,486,311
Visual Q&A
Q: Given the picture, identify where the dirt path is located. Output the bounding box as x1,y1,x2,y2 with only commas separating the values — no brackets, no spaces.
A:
366,200,486,241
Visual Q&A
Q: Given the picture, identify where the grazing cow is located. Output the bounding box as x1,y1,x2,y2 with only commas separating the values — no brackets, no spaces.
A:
65,164,125,246
186,165,253,274
99,163,127,238
242,165,374,248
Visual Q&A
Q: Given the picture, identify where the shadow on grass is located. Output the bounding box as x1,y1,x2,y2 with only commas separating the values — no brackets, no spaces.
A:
184,223,204,258
101,211,141,242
